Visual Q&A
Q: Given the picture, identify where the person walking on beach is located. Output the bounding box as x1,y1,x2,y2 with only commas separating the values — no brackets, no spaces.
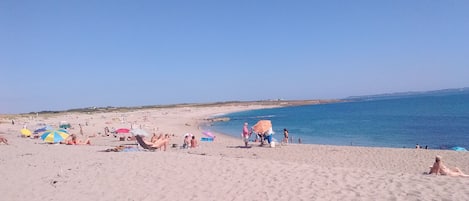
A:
283,128,289,144
241,122,251,147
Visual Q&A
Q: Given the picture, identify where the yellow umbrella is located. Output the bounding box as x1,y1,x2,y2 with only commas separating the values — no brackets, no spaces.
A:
21,128,32,137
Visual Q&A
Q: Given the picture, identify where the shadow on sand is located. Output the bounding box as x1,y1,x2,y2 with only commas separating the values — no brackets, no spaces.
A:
226,145,252,149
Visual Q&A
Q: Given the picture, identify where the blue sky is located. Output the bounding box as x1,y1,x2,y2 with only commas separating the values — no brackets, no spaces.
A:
1,0,469,114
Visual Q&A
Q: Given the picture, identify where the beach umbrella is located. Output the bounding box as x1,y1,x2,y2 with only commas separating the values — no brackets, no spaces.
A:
115,128,130,134
130,128,149,136
252,120,272,134
34,125,54,133
40,129,70,143
202,131,215,138
21,128,32,137
451,146,468,152
59,121,71,129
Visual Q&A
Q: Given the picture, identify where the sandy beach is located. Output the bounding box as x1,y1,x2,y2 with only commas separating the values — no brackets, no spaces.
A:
1,102,469,201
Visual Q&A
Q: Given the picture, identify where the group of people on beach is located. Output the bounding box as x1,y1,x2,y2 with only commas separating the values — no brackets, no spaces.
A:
139,133,198,150
241,122,273,147
182,134,198,149
240,122,469,178
241,122,292,147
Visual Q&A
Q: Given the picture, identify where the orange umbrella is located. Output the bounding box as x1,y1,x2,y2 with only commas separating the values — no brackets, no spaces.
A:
252,120,272,134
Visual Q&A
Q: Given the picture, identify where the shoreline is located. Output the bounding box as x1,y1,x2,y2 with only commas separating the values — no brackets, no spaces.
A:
1,102,469,200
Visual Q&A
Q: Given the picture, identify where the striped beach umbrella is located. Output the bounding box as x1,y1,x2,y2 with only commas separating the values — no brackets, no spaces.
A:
41,129,70,143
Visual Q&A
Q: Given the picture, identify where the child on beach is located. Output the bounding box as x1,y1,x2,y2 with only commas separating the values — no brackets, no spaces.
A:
241,122,251,147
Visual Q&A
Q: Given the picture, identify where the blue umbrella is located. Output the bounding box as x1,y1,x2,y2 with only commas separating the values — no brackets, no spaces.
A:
451,146,468,152
34,125,54,133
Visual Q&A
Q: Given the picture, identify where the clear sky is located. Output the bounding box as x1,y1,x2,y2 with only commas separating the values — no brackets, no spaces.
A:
1,0,469,114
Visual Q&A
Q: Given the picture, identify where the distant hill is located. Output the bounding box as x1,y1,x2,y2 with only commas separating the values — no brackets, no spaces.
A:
5,99,340,116
344,87,469,101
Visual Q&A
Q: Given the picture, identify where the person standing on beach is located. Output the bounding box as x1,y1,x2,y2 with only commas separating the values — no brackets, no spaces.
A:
242,122,251,147
283,128,289,144
79,124,83,135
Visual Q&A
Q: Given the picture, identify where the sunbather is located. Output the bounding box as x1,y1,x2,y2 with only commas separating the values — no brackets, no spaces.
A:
428,155,469,177
144,134,170,151
0,136,8,145
64,134,91,145
105,145,126,152
151,133,163,143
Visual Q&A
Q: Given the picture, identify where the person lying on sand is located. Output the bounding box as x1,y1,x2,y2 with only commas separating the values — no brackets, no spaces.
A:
151,133,163,143
144,134,170,151
0,136,8,145
63,134,91,145
428,155,469,177
105,145,126,152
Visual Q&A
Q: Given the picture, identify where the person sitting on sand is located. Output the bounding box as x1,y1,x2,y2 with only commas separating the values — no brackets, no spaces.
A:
0,136,8,145
64,134,91,145
183,135,190,149
190,135,198,148
428,155,469,177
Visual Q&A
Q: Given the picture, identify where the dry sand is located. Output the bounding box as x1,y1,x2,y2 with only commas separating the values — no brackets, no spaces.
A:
1,103,469,201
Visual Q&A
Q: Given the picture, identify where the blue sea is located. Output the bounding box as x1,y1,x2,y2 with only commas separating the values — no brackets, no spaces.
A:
208,92,469,149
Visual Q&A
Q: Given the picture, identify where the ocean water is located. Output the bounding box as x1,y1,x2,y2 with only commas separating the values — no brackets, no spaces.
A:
208,93,469,149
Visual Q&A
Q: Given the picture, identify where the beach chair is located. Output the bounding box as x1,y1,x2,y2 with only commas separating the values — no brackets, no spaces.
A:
135,135,157,151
